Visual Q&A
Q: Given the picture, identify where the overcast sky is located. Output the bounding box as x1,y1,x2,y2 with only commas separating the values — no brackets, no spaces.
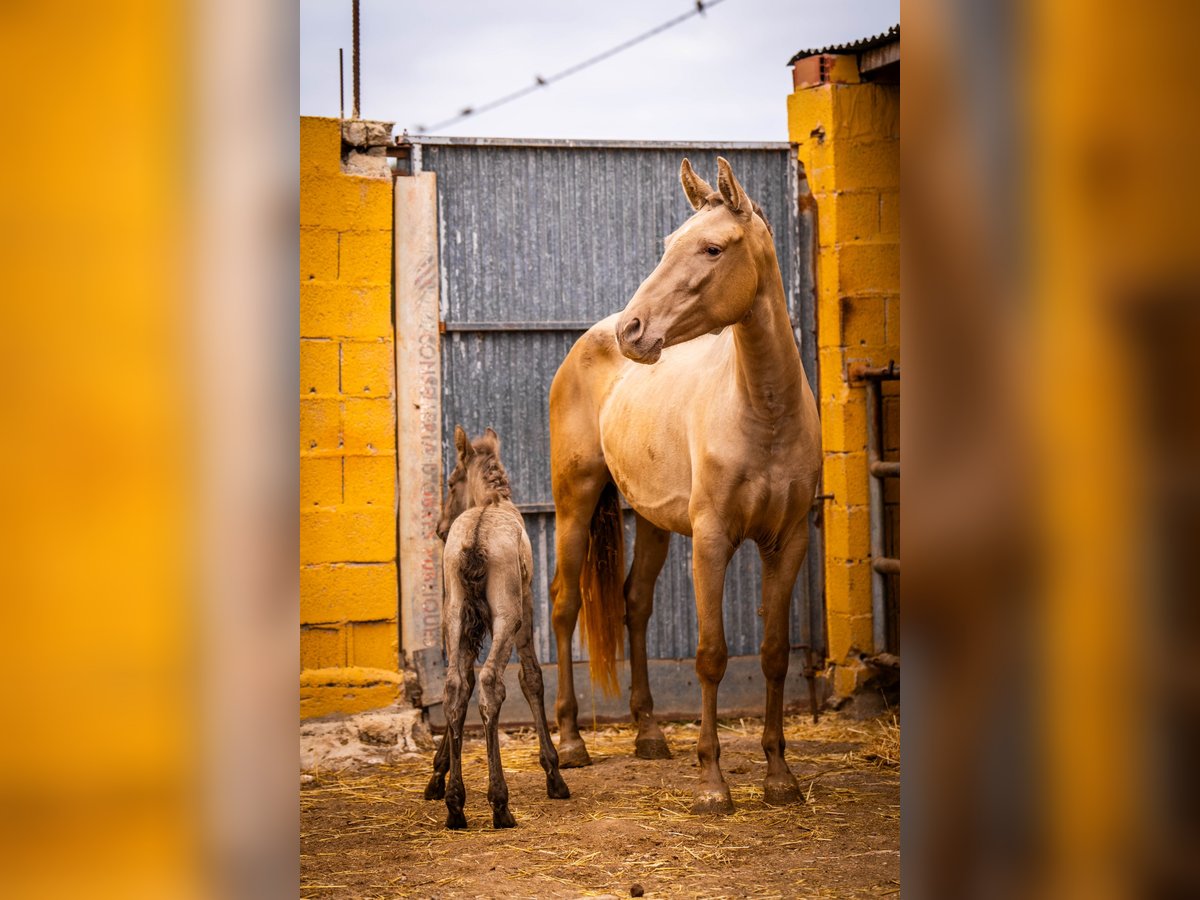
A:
300,0,898,141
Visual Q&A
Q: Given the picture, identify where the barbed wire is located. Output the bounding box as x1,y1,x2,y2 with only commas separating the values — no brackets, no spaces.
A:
414,0,730,134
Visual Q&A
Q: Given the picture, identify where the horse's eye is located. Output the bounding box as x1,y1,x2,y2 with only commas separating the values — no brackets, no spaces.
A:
705,245,721,257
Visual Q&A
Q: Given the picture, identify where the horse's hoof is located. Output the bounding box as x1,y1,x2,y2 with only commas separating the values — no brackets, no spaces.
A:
691,788,735,816
634,737,671,760
445,809,467,830
423,777,445,801
546,771,571,800
763,773,803,806
492,806,517,829
556,739,592,768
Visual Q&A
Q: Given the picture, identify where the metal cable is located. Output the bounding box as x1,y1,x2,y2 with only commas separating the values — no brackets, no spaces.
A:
415,0,729,134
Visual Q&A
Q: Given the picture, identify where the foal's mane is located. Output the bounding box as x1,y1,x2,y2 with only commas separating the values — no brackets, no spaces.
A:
466,438,512,507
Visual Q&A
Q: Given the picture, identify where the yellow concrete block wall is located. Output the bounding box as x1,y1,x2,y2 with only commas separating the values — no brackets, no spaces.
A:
788,73,899,685
300,116,401,719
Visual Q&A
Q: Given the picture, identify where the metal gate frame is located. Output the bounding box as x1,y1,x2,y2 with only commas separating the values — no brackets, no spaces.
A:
395,137,826,723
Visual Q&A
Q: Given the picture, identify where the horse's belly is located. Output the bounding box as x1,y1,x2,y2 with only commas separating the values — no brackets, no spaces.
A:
599,377,693,535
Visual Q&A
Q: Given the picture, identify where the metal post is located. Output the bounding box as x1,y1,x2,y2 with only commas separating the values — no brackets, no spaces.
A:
351,0,361,119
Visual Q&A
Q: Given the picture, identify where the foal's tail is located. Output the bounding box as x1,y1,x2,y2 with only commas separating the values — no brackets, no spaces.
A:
578,482,626,697
459,536,491,661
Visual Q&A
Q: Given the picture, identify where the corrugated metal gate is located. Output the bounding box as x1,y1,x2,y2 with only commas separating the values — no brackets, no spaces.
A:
414,137,823,710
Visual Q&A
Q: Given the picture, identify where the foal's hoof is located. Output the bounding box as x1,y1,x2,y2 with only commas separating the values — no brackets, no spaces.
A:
546,771,571,800
763,773,803,806
634,737,672,760
556,739,592,768
423,776,445,801
492,806,517,829
445,809,467,830
691,787,735,816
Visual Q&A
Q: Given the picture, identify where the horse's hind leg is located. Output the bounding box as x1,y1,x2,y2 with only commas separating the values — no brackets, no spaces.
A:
549,471,608,769
757,531,809,806
626,513,671,759
479,591,520,828
516,585,569,799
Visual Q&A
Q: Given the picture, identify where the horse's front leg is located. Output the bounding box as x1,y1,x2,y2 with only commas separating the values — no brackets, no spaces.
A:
758,530,809,805
479,614,519,829
626,514,671,759
690,520,736,814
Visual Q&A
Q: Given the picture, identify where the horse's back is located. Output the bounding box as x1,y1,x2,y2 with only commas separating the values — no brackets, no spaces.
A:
443,503,530,591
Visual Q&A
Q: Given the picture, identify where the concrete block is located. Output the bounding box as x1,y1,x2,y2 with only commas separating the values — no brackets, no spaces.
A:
301,563,398,624
300,398,340,452
301,625,345,670
300,228,339,282
341,340,394,396
786,87,834,145
825,504,871,561
350,621,399,670
342,397,395,453
300,282,391,339
339,230,392,283
834,191,880,242
841,294,888,348
300,339,339,395
879,190,900,236
821,398,867,453
300,117,343,176
827,612,874,661
885,295,900,346
301,507,397,564
832,139,899,191
824,559,873,616
823,451,870,508
837,241,899,294
833,83,899,142
344,453,395,506
300,455,342,508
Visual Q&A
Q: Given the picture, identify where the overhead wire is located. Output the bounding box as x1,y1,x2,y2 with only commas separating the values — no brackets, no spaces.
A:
414,0,730,134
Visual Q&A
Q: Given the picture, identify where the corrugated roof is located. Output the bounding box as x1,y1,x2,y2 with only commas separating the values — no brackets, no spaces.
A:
788,24,899,65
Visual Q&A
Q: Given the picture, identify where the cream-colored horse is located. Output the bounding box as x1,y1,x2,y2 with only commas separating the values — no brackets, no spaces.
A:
548,158,822,814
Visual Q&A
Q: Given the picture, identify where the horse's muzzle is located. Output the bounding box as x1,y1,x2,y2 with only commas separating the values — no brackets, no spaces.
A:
616,315,664,364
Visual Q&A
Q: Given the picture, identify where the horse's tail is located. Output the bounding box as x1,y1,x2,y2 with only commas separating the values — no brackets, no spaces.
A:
459,519,491,660
578,482,626,697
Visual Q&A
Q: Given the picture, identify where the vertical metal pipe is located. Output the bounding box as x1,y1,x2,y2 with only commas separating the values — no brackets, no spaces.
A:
865,377,888,654
351,0,361,119
338,48,344,120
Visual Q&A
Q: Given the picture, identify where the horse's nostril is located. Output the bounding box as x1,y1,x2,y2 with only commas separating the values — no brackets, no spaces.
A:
621,317,644,344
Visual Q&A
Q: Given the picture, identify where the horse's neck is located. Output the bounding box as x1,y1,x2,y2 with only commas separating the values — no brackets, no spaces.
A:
729,267,804,423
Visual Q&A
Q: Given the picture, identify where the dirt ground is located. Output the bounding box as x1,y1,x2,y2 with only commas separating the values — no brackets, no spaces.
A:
301,712,899,899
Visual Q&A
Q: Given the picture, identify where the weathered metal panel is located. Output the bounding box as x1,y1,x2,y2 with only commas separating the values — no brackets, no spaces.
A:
421,141,822,673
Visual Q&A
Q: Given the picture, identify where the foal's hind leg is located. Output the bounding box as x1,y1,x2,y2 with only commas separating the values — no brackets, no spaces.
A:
479,587,521,828
516,584,570,799
423,724,449,800
757,532,809,806
626,514,671,759
442,632,476,829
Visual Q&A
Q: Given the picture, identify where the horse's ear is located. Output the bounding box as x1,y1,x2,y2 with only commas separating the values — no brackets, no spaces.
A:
482,426,501,455
680,158,713,211
716,157,751,218
454,425,472,461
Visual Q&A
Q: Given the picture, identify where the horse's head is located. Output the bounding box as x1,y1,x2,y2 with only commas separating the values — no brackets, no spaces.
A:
616,157,774,364
436,425,511,541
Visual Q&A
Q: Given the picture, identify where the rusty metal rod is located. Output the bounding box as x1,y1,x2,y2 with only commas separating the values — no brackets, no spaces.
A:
849,361,900,382
338,48,344,120
864,374,888,652
352,0,361,119
869,460,900,478
872,557,900,576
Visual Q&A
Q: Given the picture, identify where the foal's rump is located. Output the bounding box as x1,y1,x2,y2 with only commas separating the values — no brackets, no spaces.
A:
443,503,530,656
